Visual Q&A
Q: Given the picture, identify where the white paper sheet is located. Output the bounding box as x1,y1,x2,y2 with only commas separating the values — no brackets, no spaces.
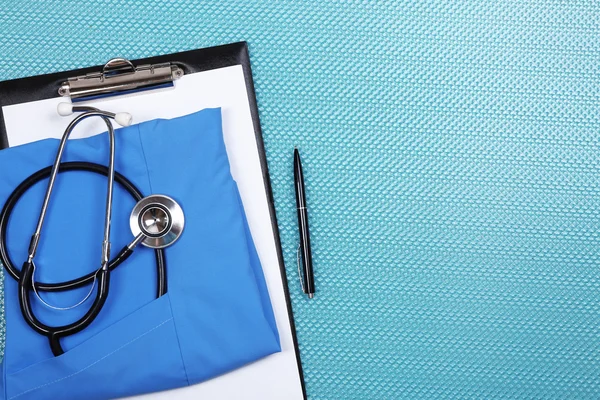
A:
2,65,304,400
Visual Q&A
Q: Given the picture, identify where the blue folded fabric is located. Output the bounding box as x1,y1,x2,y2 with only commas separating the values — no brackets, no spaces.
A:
0,108,280,400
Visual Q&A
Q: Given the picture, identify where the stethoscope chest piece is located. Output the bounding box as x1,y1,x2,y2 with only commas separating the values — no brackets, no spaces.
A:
130,194,185,249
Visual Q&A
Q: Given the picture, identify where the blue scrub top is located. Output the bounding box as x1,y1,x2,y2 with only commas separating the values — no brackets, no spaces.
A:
0,109,280,400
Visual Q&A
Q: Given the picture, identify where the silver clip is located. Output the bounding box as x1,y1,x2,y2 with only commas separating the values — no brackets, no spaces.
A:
58,58,184,102
296,244,306,293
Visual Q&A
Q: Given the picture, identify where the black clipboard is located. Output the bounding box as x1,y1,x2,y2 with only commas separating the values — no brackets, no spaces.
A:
0,42,306,399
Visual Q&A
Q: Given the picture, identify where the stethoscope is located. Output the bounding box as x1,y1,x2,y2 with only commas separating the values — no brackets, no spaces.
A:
0,103,184,356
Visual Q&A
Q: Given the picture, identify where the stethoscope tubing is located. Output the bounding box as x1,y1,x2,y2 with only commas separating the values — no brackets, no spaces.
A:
0,162,166,294
0,162,167,356
0,106,171,357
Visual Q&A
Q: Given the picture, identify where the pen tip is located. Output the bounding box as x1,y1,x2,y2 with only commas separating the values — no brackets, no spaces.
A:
308,293,314,299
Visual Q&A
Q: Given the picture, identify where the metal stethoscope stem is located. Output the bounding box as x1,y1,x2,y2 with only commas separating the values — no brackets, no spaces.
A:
28,107,117,267
20,106,121,356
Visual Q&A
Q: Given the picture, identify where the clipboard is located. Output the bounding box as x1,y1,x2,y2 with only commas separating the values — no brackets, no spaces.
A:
0,42,306,400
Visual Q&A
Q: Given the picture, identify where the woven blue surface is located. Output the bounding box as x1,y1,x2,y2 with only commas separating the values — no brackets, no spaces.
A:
1,1,599,398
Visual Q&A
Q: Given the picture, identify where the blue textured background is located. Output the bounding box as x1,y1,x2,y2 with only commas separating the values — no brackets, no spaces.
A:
1,1,599,399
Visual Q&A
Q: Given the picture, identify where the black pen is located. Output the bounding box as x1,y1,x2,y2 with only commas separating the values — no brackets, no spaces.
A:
294,148,315,299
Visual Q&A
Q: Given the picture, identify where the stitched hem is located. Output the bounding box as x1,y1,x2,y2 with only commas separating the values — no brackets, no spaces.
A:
8,318,173,400
166,296,190,385
136,124,154,194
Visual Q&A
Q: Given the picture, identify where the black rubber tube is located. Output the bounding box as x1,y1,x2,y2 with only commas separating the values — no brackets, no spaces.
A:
0,162,167,355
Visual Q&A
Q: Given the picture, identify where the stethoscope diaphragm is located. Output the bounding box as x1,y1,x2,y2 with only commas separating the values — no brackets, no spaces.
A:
130,194,185,249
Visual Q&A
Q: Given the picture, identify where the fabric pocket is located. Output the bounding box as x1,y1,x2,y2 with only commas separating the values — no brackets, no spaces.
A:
5,294,187,400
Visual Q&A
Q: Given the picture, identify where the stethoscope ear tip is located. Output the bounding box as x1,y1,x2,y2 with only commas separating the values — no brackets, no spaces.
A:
57,102,73,116
115,112,133,127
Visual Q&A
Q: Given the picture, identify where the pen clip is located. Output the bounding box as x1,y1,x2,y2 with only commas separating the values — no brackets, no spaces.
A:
296,244,306,294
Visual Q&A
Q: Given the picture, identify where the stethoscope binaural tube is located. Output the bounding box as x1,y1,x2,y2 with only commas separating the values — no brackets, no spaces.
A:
27,106,122,269
19,106,123,356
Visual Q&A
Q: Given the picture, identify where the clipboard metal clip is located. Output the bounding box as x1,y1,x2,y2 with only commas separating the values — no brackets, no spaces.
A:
58,58,184,102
